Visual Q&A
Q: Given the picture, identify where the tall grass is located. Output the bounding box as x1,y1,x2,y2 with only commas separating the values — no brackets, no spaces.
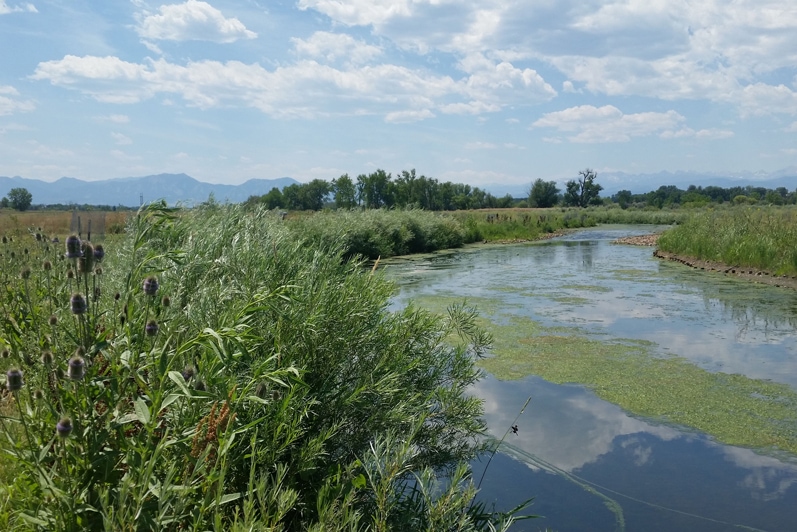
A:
657,206,797,275
0,203,525,530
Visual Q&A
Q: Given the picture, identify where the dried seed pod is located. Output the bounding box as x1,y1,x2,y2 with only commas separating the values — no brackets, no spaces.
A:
6,369,23,391
56,417,73,438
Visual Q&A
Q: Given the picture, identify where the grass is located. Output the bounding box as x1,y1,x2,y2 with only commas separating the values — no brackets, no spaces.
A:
0,203,527,530
657,205,797,276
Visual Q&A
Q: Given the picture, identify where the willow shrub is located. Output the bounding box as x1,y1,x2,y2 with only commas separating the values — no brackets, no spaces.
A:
0,203,520,530
286,208,465,260
657,206,797,275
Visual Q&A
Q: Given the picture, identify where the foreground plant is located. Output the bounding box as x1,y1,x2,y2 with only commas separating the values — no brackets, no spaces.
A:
0,203,523,530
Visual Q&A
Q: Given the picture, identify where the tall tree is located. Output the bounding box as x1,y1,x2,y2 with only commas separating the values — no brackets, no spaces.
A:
527,178,560,208
563,169,602,207
332,174,357,209
6,187,32,211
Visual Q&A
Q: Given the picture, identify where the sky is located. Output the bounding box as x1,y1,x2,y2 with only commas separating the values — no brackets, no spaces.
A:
1,0,796,190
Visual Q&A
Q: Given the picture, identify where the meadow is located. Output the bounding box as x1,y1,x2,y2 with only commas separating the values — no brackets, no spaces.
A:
0,203,527,530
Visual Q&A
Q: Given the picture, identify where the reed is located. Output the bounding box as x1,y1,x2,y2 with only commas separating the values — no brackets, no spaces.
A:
657,206,797,275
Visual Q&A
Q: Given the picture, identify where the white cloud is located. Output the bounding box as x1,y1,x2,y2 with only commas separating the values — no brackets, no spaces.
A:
384,109,434,123
439,100,500,115
297,0,413,28
111,132,132,145
292,31,382,65
660,127,734,140
532,105,685,143
137,0,256,43
786,121,797,132
0,85,35,115
0,1,37,14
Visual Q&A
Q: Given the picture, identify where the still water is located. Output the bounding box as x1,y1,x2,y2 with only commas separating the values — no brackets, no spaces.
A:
386,225,797,532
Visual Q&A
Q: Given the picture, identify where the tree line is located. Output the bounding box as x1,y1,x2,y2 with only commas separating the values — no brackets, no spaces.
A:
612,184,797,208
244,169,516,211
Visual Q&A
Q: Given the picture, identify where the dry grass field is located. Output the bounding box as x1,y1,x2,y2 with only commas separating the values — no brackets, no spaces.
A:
0,209,130,238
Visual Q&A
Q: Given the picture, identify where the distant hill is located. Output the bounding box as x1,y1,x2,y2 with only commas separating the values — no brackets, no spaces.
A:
0,174,300,207
484,167,797,198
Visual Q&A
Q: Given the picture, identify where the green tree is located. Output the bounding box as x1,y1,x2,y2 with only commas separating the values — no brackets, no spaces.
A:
332,174,357,209
0,197,8,209
615,190,633,209
6,187,32,211
527,178,560,208
563,169,602,207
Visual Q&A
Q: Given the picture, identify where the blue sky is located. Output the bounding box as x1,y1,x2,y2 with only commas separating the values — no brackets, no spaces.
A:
1,0,796,190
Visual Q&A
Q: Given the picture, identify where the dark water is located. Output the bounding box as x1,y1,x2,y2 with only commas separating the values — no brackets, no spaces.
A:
386,225,797,532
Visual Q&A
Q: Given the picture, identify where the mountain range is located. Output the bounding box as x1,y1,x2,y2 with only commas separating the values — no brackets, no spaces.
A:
1,168,795,207
0,174,299,207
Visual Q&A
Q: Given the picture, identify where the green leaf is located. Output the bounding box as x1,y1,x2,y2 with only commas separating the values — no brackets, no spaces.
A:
160,393,181,412
134,398,151,425
351,474,366,489
168,371,193,397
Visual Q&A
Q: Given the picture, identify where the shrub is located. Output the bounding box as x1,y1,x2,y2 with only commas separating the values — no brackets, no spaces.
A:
0,203,519,530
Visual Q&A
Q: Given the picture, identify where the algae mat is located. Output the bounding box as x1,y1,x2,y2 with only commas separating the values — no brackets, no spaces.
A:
412,294,797,457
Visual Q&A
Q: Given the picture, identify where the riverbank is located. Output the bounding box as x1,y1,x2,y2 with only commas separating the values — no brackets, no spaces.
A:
614,231,797,290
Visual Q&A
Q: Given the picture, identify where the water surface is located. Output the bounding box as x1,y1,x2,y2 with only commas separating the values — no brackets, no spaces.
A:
386,225,797,531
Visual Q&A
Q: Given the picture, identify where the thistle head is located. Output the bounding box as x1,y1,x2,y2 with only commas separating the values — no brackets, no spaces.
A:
68,356,86,380
142,276,159,296
56,417,73,438
65,235,82,259
70,294,87,315
6,369,23,392
145,320,159,337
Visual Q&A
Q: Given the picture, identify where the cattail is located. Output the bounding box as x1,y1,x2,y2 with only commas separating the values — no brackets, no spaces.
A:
56,417,72,438
142,276,159,296
6,369,23,391
145,320,158,337
65,235,81,259
70,294,87,315
93,245,105,262
41,350,54,365
68,356,86,380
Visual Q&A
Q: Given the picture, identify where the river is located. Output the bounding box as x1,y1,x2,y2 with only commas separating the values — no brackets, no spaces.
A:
385,225,797,532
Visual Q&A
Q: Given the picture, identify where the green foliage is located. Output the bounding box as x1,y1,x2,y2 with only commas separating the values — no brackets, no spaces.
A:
563,169,603,208
6,188,33,212
527,179,560,208
0,203,518,530
658,206,797,275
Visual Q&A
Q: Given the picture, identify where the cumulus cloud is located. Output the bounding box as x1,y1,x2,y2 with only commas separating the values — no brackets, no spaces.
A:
31,52,555,121
137,0,256,43
660,127,734,140
292,31,382,65
0,85,35,115
532,105,685,143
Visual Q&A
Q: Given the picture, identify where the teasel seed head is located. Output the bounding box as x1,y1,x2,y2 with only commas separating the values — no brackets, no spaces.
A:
94,266,103,276
142,276,159,296
34,389,44,400
145,320,159,337
70,294,87,315
56,417,73,438
93,286,101,302
6,369,23,392
93,244,105,262
194,380,206,392
65,235,81,259
1,349,9,359
68,356,86,380
161,296,171,308
78,243,94,273
114,292,121,301
20,267,31,280
35,233,42,242
181,365,196,381
43,260,52,271
49,314,58,326
67,269,75,279
41,350,54,365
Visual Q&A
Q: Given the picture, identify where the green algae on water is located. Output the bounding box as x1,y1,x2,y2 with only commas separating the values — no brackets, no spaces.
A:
405,293,797,457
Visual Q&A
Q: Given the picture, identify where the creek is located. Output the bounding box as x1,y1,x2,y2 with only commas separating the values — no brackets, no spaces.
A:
385,225,797,532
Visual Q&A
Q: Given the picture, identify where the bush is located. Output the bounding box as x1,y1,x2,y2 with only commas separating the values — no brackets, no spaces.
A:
0,203,520,530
